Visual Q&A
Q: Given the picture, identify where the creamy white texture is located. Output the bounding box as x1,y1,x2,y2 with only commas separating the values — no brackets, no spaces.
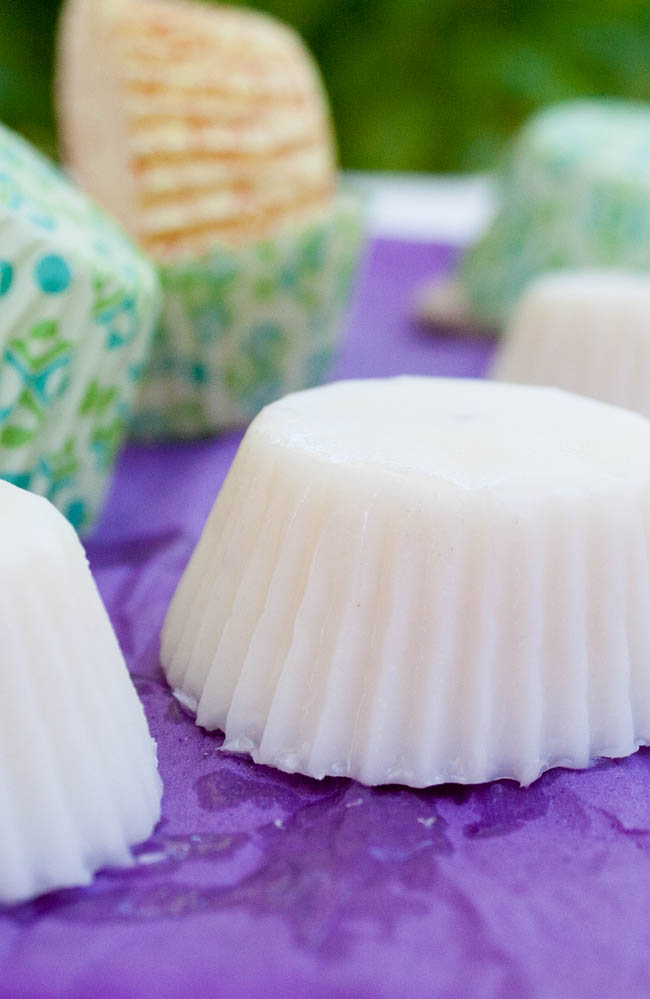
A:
494,270,650,423
258,376,650,489
0,482,162,904
162,376,650,787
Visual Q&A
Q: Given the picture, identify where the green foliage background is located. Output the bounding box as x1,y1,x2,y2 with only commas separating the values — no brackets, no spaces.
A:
3,0,650,171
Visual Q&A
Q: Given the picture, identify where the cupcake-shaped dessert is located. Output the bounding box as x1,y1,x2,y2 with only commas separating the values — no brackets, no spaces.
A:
57,0,362,439
418,100,650,333
162,377,650,787
0,481,161,904
493,270,650,419
0,121,160,531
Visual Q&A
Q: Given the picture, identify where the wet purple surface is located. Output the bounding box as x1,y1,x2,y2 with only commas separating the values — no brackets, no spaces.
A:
3,240,650,998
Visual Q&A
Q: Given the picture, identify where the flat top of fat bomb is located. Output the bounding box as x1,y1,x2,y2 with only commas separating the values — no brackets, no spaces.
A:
252,376,650,493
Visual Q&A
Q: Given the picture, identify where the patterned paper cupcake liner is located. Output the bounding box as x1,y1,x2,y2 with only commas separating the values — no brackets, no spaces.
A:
460,100,650,327
0,122,160,531
131,194,363,439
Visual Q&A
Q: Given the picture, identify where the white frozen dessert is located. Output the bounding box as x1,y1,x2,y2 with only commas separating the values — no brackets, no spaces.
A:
162,376,650,787
493,270,650,419
0,482,161,904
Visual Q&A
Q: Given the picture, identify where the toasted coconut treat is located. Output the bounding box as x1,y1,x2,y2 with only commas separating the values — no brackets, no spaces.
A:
57,0,337,262
57,0,361,441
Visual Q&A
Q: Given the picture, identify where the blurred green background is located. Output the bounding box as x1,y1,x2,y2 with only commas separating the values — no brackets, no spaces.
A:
3,0,650,171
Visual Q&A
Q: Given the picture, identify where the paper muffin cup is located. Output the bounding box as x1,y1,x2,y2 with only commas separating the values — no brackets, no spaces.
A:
460,99,650,328
0,121,160,532
131,194,363,439
57,0,361,439
0,481,161,904
493,270,650,419
162,376,650,787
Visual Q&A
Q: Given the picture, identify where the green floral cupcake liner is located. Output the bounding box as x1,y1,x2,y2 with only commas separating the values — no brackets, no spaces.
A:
461,100,650,327
0,122,161,531
132,194,364,439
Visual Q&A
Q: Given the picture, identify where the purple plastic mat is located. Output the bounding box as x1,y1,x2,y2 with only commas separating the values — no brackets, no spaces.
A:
3,239,650,999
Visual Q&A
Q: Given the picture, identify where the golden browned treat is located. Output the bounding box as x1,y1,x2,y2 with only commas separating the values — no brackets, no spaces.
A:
57,0,359,442
57,0,337,261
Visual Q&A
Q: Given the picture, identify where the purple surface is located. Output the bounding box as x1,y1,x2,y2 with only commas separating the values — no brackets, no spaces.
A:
2,239,650,999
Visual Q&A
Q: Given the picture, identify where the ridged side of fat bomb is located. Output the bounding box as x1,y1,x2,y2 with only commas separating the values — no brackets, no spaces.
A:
493,270,650,421
57,0,337,261
0,483,161,904
161,380,650,788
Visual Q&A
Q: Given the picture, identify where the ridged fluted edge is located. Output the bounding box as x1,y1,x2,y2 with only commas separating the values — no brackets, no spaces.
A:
0,503,161,904
162,427,650,788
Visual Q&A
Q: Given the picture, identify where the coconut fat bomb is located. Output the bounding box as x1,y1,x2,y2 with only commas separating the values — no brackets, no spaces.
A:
493,270,650,419
57,0,362,438
0,121,160,530
162,377,650,787
0,481,161,904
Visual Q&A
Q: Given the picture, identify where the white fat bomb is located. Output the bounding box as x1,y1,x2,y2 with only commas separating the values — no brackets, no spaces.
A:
0,482,161,904
493,270,650,418
162,376,650,788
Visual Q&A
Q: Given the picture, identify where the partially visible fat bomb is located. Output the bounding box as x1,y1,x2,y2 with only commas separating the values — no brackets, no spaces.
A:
493,270,650,420
57,0,363,439
0,481,161,905
0,120,160,531
162,376,650,788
